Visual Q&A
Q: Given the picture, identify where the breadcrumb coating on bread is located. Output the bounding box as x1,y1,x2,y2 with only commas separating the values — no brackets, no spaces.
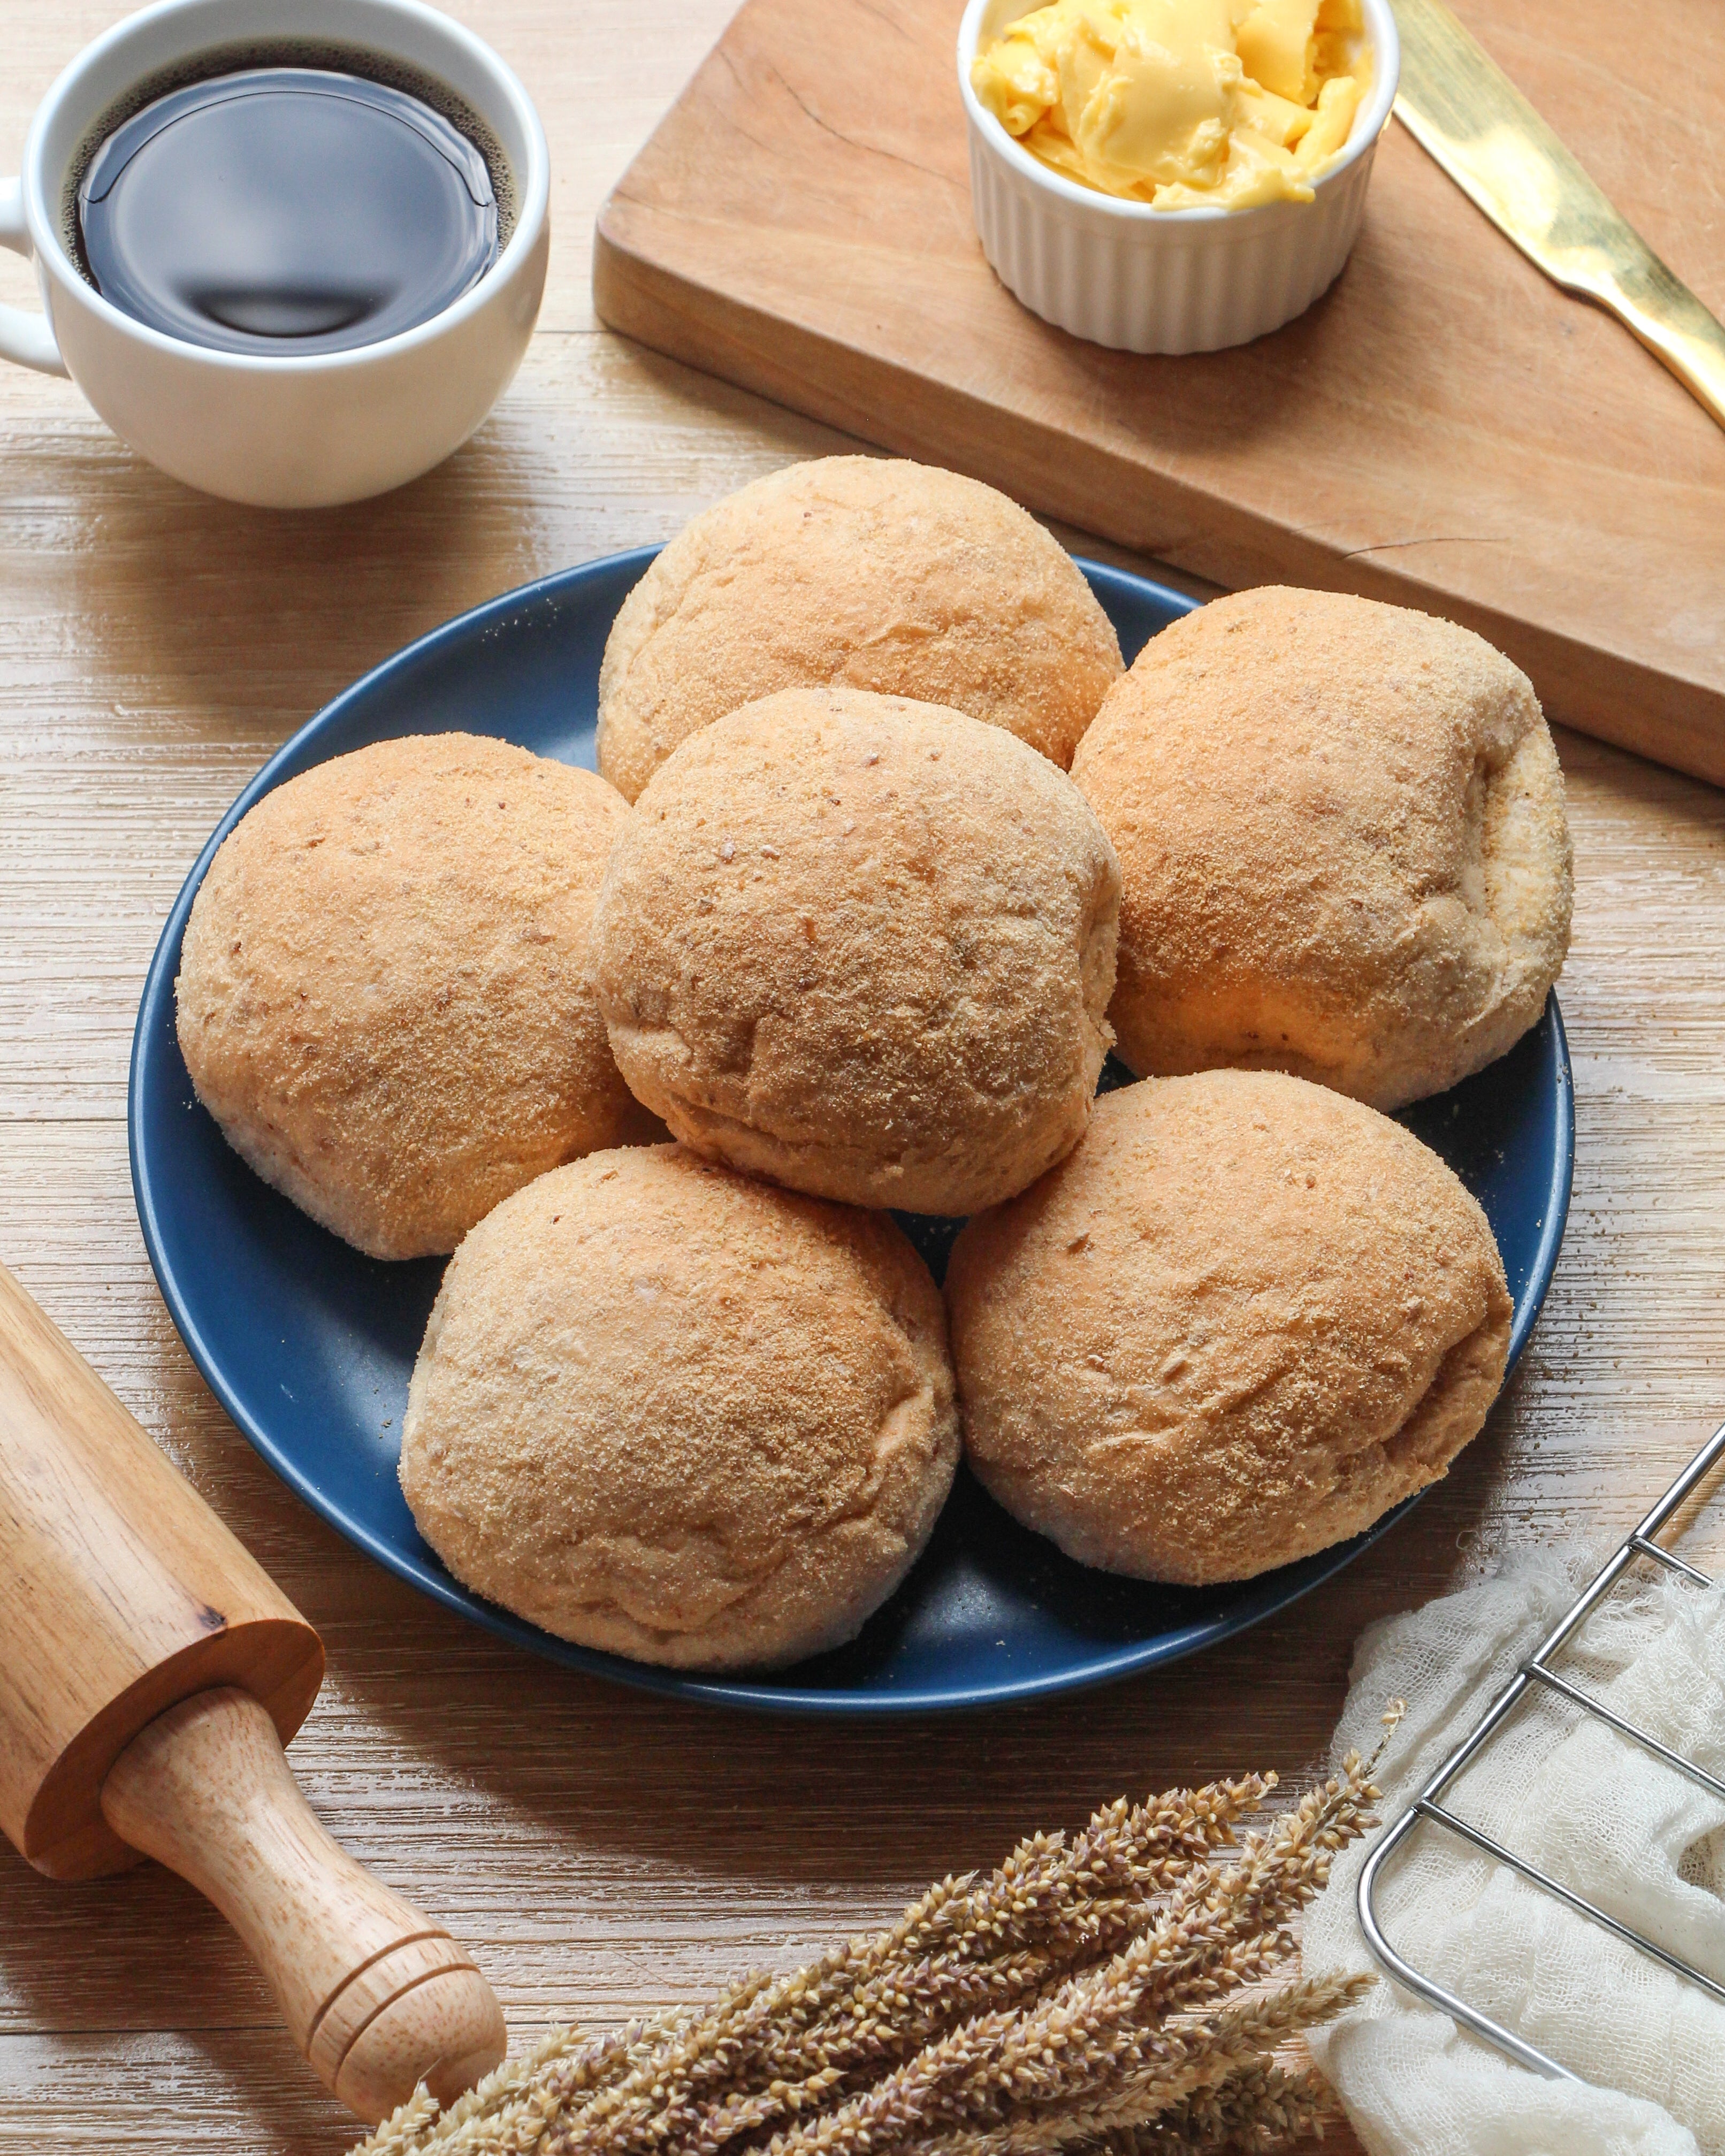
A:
947,1071,1512,1584
590,686,1122,1216
400,1145,959,1669
597,456,1123,801
175,733,653,1259
1072,586,1573,1111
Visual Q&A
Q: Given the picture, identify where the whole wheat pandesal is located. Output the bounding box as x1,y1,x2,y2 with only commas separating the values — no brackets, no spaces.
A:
1071,586,1573,1111
590,687,1123,1215
176,733,657,1261
947,1071,1512,1585
595,456,1123,800
399,1146,960,1669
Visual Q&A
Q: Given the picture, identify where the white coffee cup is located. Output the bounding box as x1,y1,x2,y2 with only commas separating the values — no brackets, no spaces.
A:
0,0,549,507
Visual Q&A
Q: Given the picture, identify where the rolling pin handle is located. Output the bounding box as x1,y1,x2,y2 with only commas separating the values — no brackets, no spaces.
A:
100,1687,506,2125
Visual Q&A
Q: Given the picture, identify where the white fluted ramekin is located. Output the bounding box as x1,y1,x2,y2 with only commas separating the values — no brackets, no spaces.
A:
957,0,1399,354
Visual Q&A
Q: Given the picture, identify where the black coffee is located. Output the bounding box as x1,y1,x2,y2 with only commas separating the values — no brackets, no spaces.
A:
77,66,499,356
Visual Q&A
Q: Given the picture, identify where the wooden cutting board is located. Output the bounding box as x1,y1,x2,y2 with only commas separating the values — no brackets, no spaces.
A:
593,0,1725,784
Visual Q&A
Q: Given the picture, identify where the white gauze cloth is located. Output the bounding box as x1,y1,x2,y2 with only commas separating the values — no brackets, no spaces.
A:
1303,1548,1725,2155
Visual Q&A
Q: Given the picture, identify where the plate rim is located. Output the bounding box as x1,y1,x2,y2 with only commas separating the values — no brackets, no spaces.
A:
129,551,1576,1716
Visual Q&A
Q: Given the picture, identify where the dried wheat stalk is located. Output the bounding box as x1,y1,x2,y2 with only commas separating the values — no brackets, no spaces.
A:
355,1754,1378,2156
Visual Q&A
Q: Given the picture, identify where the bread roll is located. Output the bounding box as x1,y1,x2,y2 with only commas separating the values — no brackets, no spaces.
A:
589,686,1122,1215
946,1071,1513,1584
1071,586,1573,1110
176,733,653,1260
596,456,1123,800
399,1146,960,1669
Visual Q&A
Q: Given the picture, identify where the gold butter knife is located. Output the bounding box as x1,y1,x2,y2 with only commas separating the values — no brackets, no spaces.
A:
1392,0,1725,432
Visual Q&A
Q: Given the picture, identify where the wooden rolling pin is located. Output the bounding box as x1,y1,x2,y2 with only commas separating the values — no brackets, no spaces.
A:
0,1260,507,2124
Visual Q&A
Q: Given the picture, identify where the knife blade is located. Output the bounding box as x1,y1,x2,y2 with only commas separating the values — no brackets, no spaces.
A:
1392,0,1725,432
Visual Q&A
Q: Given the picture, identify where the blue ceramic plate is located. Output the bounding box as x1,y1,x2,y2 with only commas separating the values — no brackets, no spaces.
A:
131,551,1574,1714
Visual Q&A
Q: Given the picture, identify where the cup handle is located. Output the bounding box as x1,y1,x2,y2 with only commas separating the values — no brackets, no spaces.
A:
0,177,69,376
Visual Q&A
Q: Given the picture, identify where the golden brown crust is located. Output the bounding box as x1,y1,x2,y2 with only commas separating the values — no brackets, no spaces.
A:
589,686,1123,1216
596,456,1123,801
175,733,655,1260
399,1145,960,1670
1071,586,1574,1111
945,1071,1512,1584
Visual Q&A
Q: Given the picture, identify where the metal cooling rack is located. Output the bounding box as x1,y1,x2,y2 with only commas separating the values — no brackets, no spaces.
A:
1357,1418,1725,2081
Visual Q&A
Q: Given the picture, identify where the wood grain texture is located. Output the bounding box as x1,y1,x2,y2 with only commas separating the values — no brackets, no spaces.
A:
0,1262,322,1878
102,1691,506,2123
2,1,1725,2150
593,0,1725,783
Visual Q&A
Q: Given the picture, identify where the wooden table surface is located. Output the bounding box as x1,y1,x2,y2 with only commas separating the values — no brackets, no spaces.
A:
3,6,1724,2151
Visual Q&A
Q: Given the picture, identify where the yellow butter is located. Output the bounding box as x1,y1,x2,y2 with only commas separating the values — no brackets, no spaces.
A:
972,0,1369,210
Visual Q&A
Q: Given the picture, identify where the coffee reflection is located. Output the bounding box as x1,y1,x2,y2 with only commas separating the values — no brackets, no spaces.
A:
77,66,500,356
